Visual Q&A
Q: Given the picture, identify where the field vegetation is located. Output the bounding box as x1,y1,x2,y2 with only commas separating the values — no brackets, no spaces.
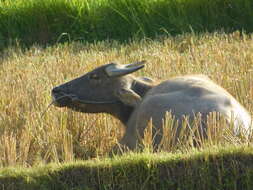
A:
0,32,252,168
1,0,253,189
1,146,253,190
0,0,253,48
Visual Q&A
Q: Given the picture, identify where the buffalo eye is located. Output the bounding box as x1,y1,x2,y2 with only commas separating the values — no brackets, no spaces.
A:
89,73,100,80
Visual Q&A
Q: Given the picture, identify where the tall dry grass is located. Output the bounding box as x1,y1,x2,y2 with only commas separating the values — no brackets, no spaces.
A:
0,32,252,167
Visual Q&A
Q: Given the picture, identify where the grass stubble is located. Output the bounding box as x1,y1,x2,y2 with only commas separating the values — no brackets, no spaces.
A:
0,32,253,167
0,32,253,168
0,32,253,189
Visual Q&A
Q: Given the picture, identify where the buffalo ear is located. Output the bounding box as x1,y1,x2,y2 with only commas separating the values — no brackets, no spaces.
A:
115,88,141,107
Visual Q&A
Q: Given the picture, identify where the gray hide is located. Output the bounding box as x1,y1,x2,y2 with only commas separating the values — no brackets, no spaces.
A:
51,62,252,152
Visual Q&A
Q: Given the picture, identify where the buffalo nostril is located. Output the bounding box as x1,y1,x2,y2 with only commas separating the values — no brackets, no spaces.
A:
52,87,61,94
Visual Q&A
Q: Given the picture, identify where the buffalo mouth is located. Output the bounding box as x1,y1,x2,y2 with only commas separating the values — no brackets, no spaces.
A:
52,93,119,108
51,93,75,107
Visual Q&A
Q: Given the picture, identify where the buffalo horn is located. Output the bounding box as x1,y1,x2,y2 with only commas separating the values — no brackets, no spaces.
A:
105,61,146,77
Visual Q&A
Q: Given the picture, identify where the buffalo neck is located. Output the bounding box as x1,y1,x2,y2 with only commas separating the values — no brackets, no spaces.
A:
131,79,154,97
107,102,134,125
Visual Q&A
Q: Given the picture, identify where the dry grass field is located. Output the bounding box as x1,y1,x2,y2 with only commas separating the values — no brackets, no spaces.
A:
0,32,252,167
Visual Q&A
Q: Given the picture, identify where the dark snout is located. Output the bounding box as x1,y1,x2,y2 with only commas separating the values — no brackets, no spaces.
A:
52,86,62,94
51,86,72,107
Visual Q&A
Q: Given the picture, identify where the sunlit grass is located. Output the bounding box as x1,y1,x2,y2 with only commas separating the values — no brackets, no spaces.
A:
0,32,252,167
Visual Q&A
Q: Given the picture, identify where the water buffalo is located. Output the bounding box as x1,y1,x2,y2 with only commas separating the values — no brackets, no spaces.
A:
51,61,252,151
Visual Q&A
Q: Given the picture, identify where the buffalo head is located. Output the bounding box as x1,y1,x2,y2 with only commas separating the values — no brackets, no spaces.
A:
51,61,152,123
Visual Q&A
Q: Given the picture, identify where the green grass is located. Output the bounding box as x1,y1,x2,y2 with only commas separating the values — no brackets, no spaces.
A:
0,0,253,48
1,146,253,190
